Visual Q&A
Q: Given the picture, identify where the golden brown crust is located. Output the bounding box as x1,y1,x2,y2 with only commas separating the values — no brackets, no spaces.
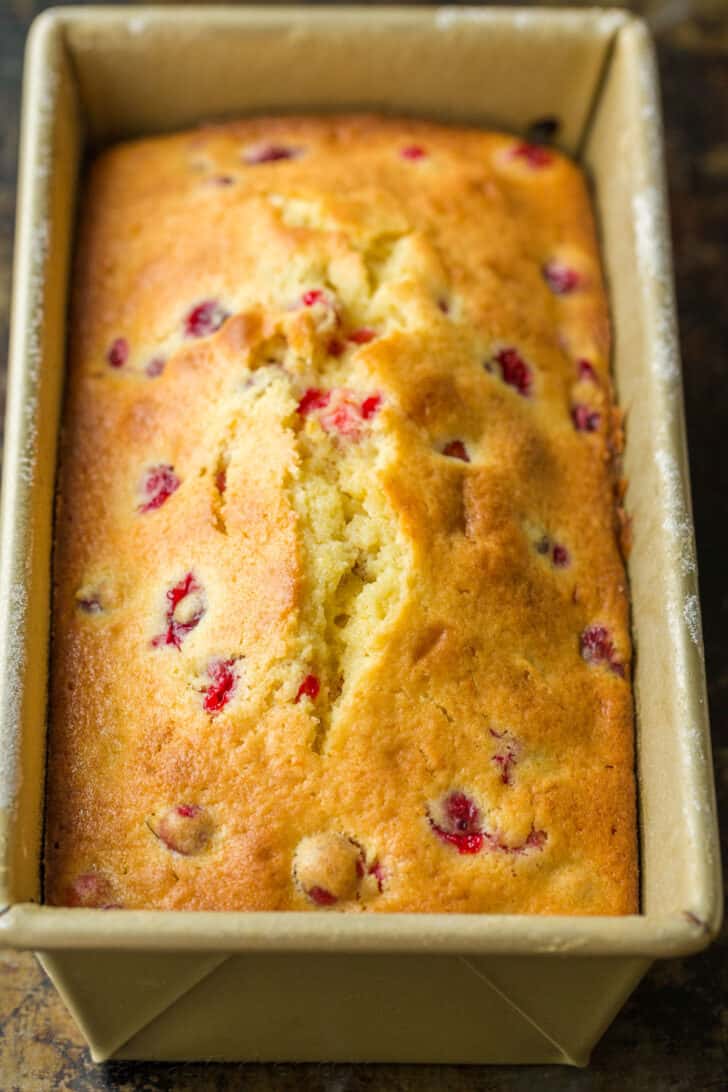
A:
45,115,637,914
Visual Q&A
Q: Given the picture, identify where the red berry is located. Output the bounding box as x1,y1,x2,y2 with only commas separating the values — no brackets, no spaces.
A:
138,464,180,513
368,859,385,893
66,872,118,908
243,143,301,165
442,440,470,462
571,404,600,432
153,804,214,855
184,300,230,338
494,348,533,397
107,338,128,368
295,674,320,702
428,791,485,855
307,885,338,906
511,141,553,168
152,572,205,650
348,328,376,345
552,543,570,567
145,357,166,378
580,624,623,675
360,394,382,420
400,145,427,160
202,658,237,714
297,388,331,416
327,337,345,357
301,289,326,307
215,468,227,494
578,359,597,381
77,595,103,614
543,260,582,295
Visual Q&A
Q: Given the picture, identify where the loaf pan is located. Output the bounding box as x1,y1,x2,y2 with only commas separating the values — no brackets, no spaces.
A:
0,5,721,1065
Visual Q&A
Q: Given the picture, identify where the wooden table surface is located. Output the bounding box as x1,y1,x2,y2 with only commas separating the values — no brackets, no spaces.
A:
1,2,726,1089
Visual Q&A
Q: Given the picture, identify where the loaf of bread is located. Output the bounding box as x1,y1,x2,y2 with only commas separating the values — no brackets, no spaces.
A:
45,116,637,913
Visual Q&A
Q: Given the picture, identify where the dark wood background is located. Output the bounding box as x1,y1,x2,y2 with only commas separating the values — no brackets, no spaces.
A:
1,2,725,1089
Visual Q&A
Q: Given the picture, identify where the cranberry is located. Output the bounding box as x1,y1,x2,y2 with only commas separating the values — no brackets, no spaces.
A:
77,594,103,614
400,145,427,160
243,143,301,165
578,358,597,381
145,356,166,378
571,404,601,432
511,141,553,168
327,337,345,357
297,388,331,416
138,464,180,513
202,658,237,714
543,260,582,295
580,624,624,676
215,468,227,494
295,674,320,702
493,347,532,397
524,828,547,851
293,833,364,905
152,572,205,650
442,440,470,462
153,804,214,855
301,289,326,308
184,300,230,338
428,791,485,855
552,543,570,567
368,860,385,893
307,885,338,906
66,872,117,908
348,328,376,345
107,338,128,368
360,394,383,420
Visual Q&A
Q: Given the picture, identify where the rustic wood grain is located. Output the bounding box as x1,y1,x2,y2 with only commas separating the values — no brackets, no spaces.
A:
1,2,726,1089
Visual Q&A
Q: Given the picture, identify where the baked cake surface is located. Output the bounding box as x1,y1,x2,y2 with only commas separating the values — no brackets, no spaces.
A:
45,115,637,913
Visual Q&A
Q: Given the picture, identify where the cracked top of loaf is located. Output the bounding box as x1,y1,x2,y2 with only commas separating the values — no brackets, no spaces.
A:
45,115,637,914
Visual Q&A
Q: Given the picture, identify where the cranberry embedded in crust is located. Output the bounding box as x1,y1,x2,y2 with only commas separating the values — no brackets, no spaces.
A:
152,804,214,855
368,859,386,893
145,356,166,378
107,337,129,368
360,394,383,420
138,464,180,513
428,791,485,855
295,673,320,702
400,144,427,160
348,328,376,345
511,141,553,168
301,288,326,308
551,543,570,568
580,624,624,676
152,572,205,649
66,872,118,908
243,143,302,165
293,832,364,906
184,299,230,338
202,658,237,714
571,403,601,432
578,358,597,382
493,347,533,397
543,260,582,295
442,440,470,463
297,388,331,416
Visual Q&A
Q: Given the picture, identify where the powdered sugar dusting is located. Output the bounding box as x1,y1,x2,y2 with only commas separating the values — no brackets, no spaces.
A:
0,583,27,810
632,190,680,386
683,594,701,648
655,449,696,576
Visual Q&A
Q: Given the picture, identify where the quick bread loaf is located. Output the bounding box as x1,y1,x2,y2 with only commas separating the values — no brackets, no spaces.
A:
45,116,637,913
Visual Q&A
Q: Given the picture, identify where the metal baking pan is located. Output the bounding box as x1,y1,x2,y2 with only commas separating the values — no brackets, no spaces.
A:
0,5,721,1065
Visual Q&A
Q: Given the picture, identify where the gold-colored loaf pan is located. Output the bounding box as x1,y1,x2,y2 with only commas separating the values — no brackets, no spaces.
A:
0,5,721,1066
